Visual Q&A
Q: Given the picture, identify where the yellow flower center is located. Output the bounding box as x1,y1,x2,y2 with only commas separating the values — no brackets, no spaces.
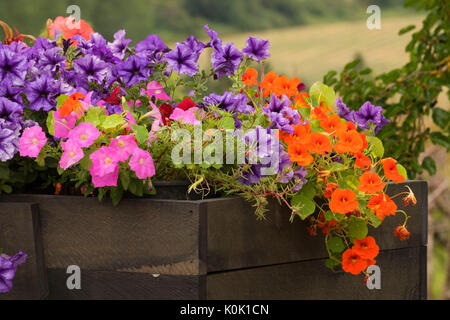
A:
155,90,161,94
81,134,87,141
70,152,75,157
32,138,38,145
105,157,111,164
118,141,124,147
139,158,144,165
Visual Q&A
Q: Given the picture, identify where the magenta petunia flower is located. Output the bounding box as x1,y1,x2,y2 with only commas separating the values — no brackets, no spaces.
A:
59,140,84,169
89,146,120,177
145,81,171,100
54,112,77,139
91,165,119,188
129,148,155,179
68,122,100,148
109,134,138,162
19,126,47,158
169,108,200,125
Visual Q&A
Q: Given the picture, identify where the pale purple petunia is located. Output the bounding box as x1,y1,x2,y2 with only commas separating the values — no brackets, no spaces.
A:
353,101,389,132
0,47,28,85
117,55,152,87
242,36,270,61
0,119,20,162
108,30,132,60
25,76,64,112
73,54,110,84
0,97,23,125
211,42,243,79
165,43,199,76
0,250,27,293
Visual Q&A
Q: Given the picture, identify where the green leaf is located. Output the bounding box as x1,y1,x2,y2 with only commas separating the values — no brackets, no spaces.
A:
110,187,124,206
46,111,55,136
291,194,316,220
422,156,436,175
1,184,12,193
130,124,149,145
79,154,92,171
101,114,124,129
398,24,416,35
348,217,368,240
85,108,106,127
396,163,408,180
0,164,10,180
430,132,450,150
330,162,348,172
56,94,69,109
298,181,316,198
328,237,346,253
128,179,144,197
119,170,130,190
309,82,336,107
367,136,384,158
432,108,450,130
325,258,340,269
217,117,235,130
369,213,382,228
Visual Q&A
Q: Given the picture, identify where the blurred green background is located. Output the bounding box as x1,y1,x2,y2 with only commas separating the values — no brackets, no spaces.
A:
1,0,448,299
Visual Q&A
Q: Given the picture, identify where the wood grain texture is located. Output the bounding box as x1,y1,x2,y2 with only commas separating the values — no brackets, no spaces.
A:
206,246,427,300
0,202,48,300
46,268,205,300
1,195,207,275
206,181,427,272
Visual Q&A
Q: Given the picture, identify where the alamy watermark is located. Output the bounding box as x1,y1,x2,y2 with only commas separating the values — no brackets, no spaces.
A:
367,5,381,30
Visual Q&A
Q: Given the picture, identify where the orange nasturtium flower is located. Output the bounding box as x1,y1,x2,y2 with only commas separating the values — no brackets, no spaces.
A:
324,183,338,199
329,188,359,214
382,158,405,183
341,248,374,275
293,92,310,109
334,130,363,154
308,132,332,155
287,143,314,166
59,92,86,117
273,76,301,97
352,236,380,259
320,114,343,135
402,186,417,207
367,193,397,220
357,172,385,194
242,68,258,86
354,152,371,169
260,71,279,97
336,120,356,135
280,123,311,145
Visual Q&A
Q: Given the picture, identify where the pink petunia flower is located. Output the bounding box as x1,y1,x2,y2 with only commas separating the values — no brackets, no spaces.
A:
68,122,100,148
89,146,120,176
59,140,84,169
91,165,119,188
109,135,138,162
169,108,200,125
129,148,155,179
19,126,47,158
145,81,171,100
54,112,77,139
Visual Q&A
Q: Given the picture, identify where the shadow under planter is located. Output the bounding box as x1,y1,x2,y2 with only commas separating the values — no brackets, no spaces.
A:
0,181,428,300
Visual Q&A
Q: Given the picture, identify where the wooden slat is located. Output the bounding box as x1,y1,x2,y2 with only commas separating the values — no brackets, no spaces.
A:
46,268,205,300
0,202,48,300
206,181,427,272
1,195,206,275
206,246,427,300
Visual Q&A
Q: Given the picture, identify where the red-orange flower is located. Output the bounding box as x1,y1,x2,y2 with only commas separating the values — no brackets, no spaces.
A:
357,172,385,194
260,72,279,97
242,68,258,86
342,249,372,275
382,158,405,183
352,236,379,259
308,132,332,155
402,186,417,206
367,193,397,220
354,152,371,169
293,92,310,109
324,183,338,199
59,92,85,117
334,130,363,154
329,188,359,214
47,16,94,41
336,121,356,135
394,226,410,240
288,143,314,166
273,76,301,97
281,123,311,145
320,114,343,135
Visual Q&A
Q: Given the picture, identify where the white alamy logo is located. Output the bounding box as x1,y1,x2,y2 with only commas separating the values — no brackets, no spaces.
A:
367,5,381,30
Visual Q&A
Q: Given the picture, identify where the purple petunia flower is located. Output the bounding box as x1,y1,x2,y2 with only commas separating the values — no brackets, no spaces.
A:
203,91,254,114
0,250,27,293
135,34,168,60
0,119,20,162
353,101,389,132
336,97,354,122
36,46,65,75
179,35,205,59
242,36,270,61
116,54,152,87
0,81,24,104
0,47,28,85
0,97,23,125
165,43,199,76
73,54,110,84
211,42,243,79
263,95,300,134
203,25,222,52
25,76,69,112
108,30,132,60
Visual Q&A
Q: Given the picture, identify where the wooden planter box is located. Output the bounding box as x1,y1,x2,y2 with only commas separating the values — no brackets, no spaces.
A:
0,181,427,300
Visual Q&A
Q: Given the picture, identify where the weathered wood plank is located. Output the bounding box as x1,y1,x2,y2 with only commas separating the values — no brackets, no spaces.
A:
0,202,48,300
1,195,206,275
46,268,205,300
206,246,427,300
206,181,427,272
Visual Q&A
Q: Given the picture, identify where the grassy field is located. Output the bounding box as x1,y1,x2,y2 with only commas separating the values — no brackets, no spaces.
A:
221,14,424,84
